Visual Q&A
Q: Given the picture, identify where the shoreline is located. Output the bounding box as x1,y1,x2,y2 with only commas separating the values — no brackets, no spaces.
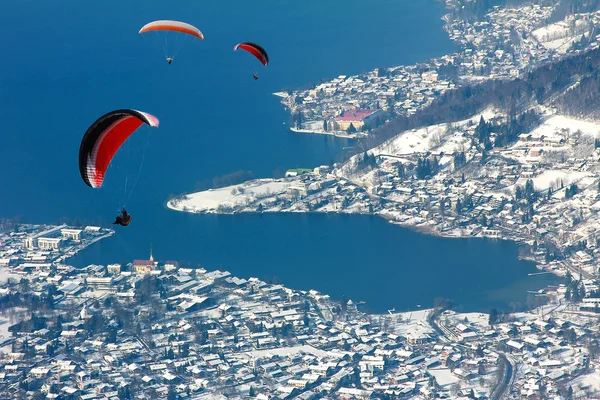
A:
289,126,360,139
166,179,559,279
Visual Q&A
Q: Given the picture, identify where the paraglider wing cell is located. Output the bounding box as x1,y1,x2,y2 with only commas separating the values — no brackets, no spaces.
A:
234,42,269,66
139,20,204,40
79,110,159,189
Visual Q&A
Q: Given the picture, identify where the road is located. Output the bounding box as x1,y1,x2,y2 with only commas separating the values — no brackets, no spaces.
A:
429,309,516,399
427,309,449,342
491,353,515,400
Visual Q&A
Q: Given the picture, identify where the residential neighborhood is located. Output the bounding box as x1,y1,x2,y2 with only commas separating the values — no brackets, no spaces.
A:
278,0,600,137
0,222,599,399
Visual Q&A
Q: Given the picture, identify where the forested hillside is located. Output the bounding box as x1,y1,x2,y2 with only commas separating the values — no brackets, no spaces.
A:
354,46,600,155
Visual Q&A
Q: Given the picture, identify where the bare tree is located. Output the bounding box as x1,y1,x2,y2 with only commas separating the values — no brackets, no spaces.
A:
542,150,568,164
429,130,443,148
573,133,594,160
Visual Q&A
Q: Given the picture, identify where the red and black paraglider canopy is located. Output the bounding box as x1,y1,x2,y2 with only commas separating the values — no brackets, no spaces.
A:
79,109,159,189
234,42,269,66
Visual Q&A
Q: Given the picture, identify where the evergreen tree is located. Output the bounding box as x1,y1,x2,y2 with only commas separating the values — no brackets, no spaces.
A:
489,308,499,326
480,215,487,227
515,186,523,200
249,386,256,397
347,123,356,134
455,198,462,214
181,343,190,358
323,120,328,131
397,163,405,180
167,386,178,400
478,363,486,375
476,344,484,357
567,385,573,400
432,156,439,173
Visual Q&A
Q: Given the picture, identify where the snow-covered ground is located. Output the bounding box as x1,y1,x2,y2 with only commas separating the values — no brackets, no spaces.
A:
237,344,339,361
373,309,435,338
531,115,600,138
373,110,497,157
428,368,460,388
0,318,10,343
168,179,290,213
531,16,591,55
569,367,600,394
0,268,21,284
503,170,594,195
449,312,490,329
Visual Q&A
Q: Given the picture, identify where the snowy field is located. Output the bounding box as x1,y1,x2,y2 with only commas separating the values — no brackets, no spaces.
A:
531,17,591,55
372,109,499,158
449,312,490,328
504,170,594,195
0,268,20,284
373,308,435,338
168,179,290,213
530,115,600,138
0,318,10,343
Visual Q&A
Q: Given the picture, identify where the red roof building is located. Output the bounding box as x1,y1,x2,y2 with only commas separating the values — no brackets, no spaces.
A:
334,109,382,132
133,259,154,274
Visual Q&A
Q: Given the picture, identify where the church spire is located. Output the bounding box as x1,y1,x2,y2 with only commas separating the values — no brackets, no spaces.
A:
149,244,154,263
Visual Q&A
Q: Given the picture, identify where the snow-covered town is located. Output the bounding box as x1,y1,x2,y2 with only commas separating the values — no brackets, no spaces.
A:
278,0,600,137
168,108,600,283
0,223,600,399
162,2,600,396
6,0,600,399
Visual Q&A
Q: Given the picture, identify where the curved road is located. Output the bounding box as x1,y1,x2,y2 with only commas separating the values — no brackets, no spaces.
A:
428,309,515,399
491,353,515,400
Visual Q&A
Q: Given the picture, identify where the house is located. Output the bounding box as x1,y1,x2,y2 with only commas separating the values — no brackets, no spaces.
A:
338,387,373,399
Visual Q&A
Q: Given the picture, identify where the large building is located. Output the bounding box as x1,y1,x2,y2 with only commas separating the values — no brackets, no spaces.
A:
334,109,382,131
37,237,62,250
85,277,114,292
23,224,67,249
61,228,83,241
133,260,155,274
133,247,156,274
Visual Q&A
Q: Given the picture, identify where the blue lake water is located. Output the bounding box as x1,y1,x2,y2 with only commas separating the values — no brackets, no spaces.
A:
0,0,560,312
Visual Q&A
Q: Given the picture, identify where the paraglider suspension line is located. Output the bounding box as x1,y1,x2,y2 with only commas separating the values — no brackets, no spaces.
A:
123,139,149,207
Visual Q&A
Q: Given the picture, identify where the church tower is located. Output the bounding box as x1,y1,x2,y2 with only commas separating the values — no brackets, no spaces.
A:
149,244,154,263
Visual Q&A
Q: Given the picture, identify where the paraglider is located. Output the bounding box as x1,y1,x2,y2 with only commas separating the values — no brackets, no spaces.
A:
113,208,132,227
79,109,158,227
78,109,159,189
234,42,269,79
234,42,269,66
139,20,204,64
139,20,204,40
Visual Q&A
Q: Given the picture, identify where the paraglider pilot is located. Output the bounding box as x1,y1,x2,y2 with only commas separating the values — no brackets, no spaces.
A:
167,57,173,65
113,209,132,227
253,74,259,80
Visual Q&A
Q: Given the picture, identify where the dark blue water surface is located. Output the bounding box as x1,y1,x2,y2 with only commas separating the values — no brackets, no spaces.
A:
0,0,559,312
